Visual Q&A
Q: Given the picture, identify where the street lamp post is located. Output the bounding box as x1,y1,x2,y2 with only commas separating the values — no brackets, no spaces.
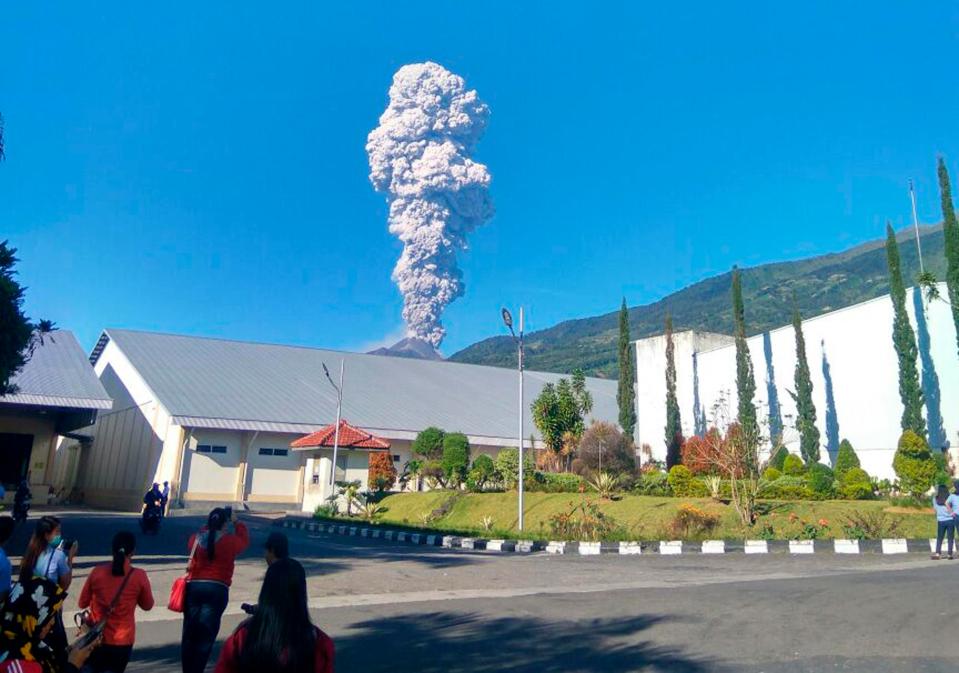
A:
502,306,525,531
323,360,345,488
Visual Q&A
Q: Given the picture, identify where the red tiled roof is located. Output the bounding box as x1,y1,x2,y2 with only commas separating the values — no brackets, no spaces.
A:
290,419,391,450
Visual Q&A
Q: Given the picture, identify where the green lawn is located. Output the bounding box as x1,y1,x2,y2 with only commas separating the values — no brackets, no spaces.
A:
350,491,935,540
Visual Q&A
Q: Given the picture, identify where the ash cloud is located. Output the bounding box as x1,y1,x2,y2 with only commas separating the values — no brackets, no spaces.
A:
366,62,494,348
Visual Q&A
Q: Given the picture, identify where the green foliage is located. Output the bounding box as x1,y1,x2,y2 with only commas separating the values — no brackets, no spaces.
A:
789,308,820,464
587,471,622,499
528,471,586,493
893,430,937,496
759,475,814,500
885,223,926,438
782,453,805,476
334,480,362,516
617,298,637,437
938,157,959,358
634,471,670,496
762,467,782,481
841,510,901,539
466,454,496,492
450,229,948,377
840,467,874,500
412,426,446,461
0,241,54,396
441,432,471,487
768,445,789,471
805,463,835,497
494,448,534,489
833,439,861,479
664,313,683,468
531,370,594,461
731,267,758,444
667,465,707,497
548,498,621,541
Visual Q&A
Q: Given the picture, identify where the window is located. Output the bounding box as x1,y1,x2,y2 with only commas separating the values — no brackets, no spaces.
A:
196,445,227,454
393,454,401,463
258,448,289,457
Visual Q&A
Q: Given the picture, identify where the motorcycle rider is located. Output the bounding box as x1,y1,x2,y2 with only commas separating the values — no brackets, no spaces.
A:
13,479,31,524
140,483,163,534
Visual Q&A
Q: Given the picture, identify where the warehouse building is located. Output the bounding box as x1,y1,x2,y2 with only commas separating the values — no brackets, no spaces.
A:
0,331,111,502
77,329,618,511
634,283,959,478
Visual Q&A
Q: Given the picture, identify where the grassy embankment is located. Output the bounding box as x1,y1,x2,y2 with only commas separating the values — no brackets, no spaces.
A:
344,491,934,540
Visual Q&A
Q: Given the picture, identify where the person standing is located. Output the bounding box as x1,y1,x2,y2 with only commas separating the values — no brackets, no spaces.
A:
20,516,77,665
76,531,154,673
181,508,249,673
160,482,170,517
0,516,14,603
932,484,955,560
213,558,334,673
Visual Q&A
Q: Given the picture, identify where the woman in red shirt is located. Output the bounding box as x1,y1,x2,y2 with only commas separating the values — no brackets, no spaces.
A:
181,508,249,673
214,558,333,673
77,531,154,673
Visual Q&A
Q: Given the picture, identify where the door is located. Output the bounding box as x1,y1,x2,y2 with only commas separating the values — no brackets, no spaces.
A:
0,433,33,486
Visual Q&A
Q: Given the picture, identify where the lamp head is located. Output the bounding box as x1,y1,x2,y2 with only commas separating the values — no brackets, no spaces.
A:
501,308,513,329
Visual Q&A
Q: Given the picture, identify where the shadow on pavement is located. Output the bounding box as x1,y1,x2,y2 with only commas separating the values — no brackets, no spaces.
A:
335,611,719,673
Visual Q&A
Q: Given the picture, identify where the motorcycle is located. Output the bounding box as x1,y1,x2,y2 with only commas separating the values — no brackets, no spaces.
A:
140,507,162,535
13,497,30,524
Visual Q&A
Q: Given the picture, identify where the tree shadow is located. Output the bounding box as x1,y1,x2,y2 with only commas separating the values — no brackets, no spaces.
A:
820,341,840,465
336,611,719,673
762,332,783,445
913,287,947,451
691,352,706,438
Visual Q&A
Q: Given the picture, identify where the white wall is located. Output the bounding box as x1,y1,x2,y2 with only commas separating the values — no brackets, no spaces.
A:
245,432,303,501
635,284,959,479
183,429,242,500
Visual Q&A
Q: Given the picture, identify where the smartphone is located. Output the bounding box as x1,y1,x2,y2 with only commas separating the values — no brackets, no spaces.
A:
224,506,233,519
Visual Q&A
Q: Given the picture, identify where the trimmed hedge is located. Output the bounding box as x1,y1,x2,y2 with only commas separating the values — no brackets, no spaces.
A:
893,431,937,497
841,467,873,500
834,439,861,479
634,471,670,496
667,465,708,497
759,475,815,500
762,467,782,481
806,463,836,498
768,445,789,471
529,471,586,493
783,453,805,476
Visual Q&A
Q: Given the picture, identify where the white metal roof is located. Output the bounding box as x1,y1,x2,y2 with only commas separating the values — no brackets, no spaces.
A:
93,329,619,443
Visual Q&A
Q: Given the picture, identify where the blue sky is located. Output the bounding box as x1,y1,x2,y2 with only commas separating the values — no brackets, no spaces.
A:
2,3,957,356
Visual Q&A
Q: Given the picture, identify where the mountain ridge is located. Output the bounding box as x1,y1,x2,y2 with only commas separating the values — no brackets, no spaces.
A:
448,225,946,377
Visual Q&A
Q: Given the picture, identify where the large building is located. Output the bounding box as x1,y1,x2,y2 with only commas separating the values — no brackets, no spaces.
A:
0,331,112,502
635,283,959,478
76,329,618,511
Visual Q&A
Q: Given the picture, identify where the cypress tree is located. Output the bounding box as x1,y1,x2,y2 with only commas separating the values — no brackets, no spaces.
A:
885,223,926,437
938,158,959,357
789,307,820,464
731,267,758,443
664,313,683,468
616,298,637,438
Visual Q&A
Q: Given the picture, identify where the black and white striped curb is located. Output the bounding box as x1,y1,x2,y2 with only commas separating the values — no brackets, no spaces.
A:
281,518,946,555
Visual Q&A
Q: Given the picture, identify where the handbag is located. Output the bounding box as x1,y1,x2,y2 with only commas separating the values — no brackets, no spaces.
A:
168,534,201,613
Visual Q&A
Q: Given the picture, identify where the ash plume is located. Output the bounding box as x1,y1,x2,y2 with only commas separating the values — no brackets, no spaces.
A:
366,62,494,349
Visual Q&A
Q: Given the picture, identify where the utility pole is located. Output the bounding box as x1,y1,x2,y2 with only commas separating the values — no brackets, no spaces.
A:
323,360,345,487
502,306,525,531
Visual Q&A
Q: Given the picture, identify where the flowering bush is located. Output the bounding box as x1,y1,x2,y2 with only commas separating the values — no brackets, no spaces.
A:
668,503,721,539
368,452,397,492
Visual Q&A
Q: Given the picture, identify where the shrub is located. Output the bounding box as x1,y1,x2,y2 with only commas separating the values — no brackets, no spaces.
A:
806,463,836,498
680,430,722,475
833,439,861,479
577,421,637,475
762,467,782,481
529,471,586,493
467,454,496,492
495,448,535,489
634,471,670,496
570,458,588,475
840,467,874,500
412,427,446,460
893,430,937,497
667,503,721,539
548,498,620,541
421,460,446,489
782,453,805,476
588,472,622,499
441,432,471,487
367,451,397,492
759,475,814,500
768,445,789,471
667,465,708,497
841,511,901,539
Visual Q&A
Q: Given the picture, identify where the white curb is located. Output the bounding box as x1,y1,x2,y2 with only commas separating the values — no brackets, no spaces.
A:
701,540,725,554
516,540,535,553
834,539,859,554
881,538,908,554
660,541,683,555
578,542,601,556
744,540,768,554
460,538,476,549
486,539,506,551
619,542,642,555
545,541,566,554
789,540,815,554
442,535,456,548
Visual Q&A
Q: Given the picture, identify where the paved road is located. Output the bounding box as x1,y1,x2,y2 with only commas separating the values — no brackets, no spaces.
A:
6,509,959,672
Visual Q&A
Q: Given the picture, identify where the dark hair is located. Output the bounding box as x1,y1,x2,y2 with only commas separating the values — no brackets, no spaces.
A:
234,558,316,673
111,531,136,576
0,516,14,545
20,516,60,580
265,532,289,560
206,508,226,561
936,485,950,506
